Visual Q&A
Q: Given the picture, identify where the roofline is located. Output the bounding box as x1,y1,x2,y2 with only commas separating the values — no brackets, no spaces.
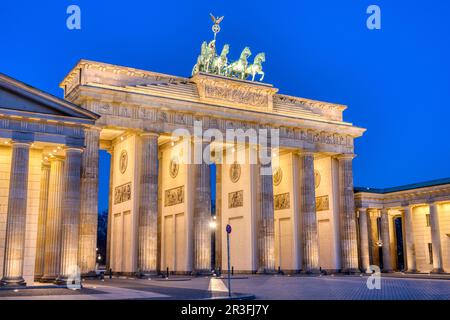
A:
355,177,450,194
59,59,187,88
60,59,353,113
0,72,99,121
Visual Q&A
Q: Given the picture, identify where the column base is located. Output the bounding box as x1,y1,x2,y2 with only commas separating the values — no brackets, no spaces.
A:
360,268,373,274
0,277,26,287
301,269,322,275
137,271,158,279
39,275,58,283
54,276,68,285
404,269,418,274
340,268,361,274
81,271,98,279
55,276,83,287
431,268,445,274
34,274,43,282
192,270,213,276
256,267,277,274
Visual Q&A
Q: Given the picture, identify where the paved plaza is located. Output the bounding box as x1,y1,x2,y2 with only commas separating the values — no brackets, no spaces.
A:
0,275,448,300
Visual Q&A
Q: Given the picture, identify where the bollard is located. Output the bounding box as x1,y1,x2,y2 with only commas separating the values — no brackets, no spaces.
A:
166,267,169,279
109,268,112,279
219,266,222,277
231,266,234,276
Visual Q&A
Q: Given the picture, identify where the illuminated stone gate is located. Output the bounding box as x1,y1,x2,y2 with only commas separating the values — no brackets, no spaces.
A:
60,59,365,275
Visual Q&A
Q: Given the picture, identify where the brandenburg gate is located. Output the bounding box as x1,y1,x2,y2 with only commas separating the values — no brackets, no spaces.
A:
59,54,365,276
0,18,370,285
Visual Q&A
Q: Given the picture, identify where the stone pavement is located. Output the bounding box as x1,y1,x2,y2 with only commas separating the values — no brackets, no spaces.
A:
0,275,448,300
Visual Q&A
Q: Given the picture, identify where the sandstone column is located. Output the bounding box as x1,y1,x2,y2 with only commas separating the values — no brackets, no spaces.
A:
34,162,51,280
137,133,159,277
380,208,393,272
57,148,83,284
105,147,114,270
41,157,65,282
215,163,222,271
358,208,370,273
0,142,31,287
256,147,275,273
337,154,359,273
193,141,212,274
403,205,417,272
299,152,319,273
78,127,100,276
429,202,444,273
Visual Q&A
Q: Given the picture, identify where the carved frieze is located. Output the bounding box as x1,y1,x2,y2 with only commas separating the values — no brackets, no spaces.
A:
274,192,290,210
169,156,179,179
229,162,241,183
273,167,283,186
193,73,277,110
314,170,321,189
119,150,128,174
165,186,184,207
316,195,329,211
114,182,131,204
228,190,243,208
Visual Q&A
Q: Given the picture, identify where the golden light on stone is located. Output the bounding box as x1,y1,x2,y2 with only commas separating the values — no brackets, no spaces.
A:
2,32,447,288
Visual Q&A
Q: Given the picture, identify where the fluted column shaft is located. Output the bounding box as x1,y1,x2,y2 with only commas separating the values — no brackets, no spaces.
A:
337,155,359,273
57,148,83,283
41,157,65,282
193,141,212,274
105,148,114,270
34,163,51,280
257,148,275,273
1,142,30,286
78,127,100,275
429,203,444,273
403,206,417,272
358,208,370,273
137,133,159,276
215,164,223,270
299,152,319,273
380,208,393,272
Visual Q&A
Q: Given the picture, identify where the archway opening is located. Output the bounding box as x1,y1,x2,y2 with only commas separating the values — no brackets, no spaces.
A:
394,216,405,271
97,150,111,267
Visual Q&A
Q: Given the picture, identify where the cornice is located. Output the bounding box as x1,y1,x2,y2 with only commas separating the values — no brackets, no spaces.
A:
75,85,366,138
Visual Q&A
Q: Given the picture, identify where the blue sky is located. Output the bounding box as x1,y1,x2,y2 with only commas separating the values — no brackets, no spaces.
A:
1,1,449,213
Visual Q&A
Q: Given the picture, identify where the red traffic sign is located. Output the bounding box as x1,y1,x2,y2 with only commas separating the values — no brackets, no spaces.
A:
226,224,232,234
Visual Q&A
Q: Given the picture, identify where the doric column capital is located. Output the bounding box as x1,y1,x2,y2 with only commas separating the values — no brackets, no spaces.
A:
139,132,159,138
65,147,84,154
49,155,65,162
296,149,315,157
41,160,51,168
356,207,368,217
335,153,356,161
10,141,32,148
402,204,414,214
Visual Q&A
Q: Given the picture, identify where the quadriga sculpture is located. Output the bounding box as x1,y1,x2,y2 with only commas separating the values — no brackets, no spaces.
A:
225,47,252,80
